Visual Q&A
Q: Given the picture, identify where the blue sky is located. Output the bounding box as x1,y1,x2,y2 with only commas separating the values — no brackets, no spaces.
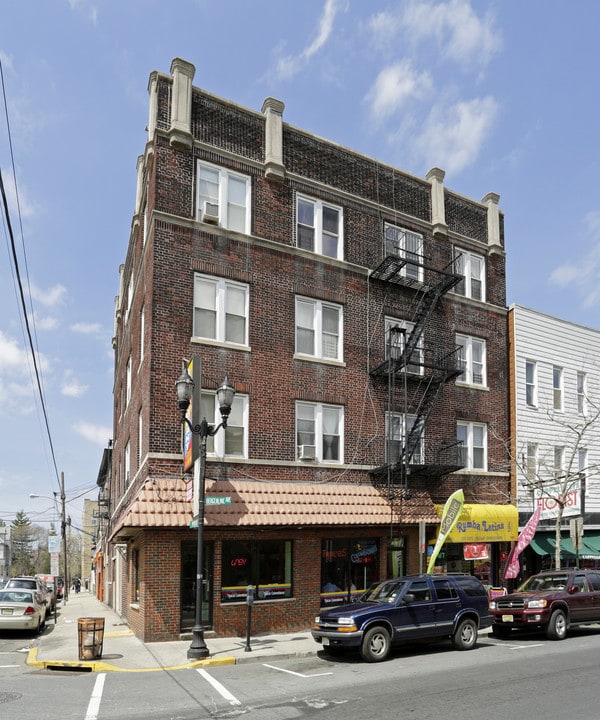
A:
1,0,600,527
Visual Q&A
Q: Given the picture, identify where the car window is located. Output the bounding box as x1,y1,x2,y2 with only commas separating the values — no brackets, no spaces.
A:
433,579,458,600
573,574,589,592
362,580,408,603
454,576,487,597
588,573,600,591
520,574,568,592
406,580,431,602
0,590,34,603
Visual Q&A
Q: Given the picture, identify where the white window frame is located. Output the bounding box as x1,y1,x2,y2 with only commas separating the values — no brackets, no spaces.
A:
385,318,424,375
525,360,537,407
385,412,424,465
138,409,143,465
553,446,565,480
526,442,538,484
384,223,424,281
453,248,485,301
577,371,587,415
196,160,251,234
295,296,343,362
456,334,486,386
124,440,131,487
125,275,133,323
139,305,145,364
296,401,344,463
126,356,132,407
193,274,249,347
296,195,343,260
553,365,563,411
457,421,487,471
201,391,248,459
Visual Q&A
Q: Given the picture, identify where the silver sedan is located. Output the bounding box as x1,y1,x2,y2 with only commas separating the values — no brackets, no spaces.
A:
0,589,46,634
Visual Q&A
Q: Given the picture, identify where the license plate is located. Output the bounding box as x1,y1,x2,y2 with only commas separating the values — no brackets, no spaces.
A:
502,614,513,622
322,637,330,646
1,608,13,615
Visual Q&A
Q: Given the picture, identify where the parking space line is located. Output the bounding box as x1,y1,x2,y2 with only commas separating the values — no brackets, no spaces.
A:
263,663,333,677
84,672,106,720
196,668,241,706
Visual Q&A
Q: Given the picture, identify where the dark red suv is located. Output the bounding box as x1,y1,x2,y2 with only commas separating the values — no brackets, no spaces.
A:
489,569,600,640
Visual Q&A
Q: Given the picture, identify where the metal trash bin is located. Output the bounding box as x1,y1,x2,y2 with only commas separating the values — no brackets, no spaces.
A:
77,617,105,660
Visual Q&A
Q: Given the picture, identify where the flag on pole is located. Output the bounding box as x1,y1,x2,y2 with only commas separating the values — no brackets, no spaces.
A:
503,504,541,580
427,488,464,574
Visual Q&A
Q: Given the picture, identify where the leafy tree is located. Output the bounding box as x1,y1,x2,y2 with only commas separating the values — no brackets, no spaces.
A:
10,511,36,575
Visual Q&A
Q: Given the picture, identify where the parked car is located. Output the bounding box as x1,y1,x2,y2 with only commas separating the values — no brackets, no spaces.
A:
4,577,48,614
0,588,46,634
311,574,492,662
35,574,56,613
489,568,600,640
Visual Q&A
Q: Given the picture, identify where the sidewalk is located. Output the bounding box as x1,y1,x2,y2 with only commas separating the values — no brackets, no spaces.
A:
28,590,317,673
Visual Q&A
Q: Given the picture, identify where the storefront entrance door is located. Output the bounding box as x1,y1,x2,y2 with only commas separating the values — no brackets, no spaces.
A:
180,540,213,632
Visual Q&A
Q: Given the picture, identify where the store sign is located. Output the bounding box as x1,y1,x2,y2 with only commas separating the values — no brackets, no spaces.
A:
534,482,581,520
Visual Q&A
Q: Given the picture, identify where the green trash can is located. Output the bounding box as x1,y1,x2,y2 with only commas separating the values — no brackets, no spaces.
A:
78,617,105,660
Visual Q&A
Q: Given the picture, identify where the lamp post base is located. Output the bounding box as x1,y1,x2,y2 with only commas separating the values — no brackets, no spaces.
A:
187,626,210,659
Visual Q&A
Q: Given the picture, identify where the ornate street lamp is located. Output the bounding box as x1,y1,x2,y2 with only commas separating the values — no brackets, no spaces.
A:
175,368,235,659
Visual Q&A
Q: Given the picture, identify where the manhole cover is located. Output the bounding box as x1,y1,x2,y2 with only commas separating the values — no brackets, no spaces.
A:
0,692,22,704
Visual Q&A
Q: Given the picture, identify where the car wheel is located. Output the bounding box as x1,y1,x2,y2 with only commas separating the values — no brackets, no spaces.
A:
546,609,567,640
360,626,391,662
491,624,511,639
453,618,478,650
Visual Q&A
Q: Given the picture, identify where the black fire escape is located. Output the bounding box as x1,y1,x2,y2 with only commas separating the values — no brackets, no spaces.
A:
369,248,465,493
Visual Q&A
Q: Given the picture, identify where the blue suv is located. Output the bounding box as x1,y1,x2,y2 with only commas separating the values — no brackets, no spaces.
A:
311,574,492,662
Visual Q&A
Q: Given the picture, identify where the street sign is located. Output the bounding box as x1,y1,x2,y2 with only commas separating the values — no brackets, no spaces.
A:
205,496,232,505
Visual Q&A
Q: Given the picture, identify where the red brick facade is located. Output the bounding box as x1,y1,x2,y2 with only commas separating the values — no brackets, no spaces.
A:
97,59,511,642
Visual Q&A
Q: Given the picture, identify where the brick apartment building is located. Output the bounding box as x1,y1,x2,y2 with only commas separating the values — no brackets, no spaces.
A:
94,58,514,642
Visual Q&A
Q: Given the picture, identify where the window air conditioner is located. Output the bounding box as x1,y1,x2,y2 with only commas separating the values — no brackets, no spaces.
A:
200,201,219,224
299,444,316,460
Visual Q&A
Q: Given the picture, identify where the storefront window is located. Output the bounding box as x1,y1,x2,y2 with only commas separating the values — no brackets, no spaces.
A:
221,539,292,603
320,538,379,607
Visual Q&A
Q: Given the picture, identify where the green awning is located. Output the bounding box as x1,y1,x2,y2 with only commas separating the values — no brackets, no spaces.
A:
529,532,600,560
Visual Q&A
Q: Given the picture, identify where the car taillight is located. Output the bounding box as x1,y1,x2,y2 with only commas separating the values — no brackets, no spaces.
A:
24,606,36,615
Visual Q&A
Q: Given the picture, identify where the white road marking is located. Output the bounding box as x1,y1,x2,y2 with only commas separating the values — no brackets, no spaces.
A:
85,672,106,720
196,668,241,706
263,663,333,677
0,664,19,668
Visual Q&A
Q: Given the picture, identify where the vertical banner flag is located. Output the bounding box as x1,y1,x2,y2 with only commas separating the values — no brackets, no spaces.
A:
503,505,541,580
427,488,464,574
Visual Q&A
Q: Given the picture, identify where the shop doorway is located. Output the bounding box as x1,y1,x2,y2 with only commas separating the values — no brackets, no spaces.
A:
180,540,214,632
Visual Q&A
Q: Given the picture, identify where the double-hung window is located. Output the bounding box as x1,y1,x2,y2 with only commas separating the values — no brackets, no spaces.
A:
296,195,343,260
385,318,423,374
554,446,564,480
577,371,587,415
456,334,486,386
553,366,563,411
453,248,485,301
526,442,538,483
124,440,131,487
296,402,343,462
201,391,247,458
457,421,487,471
126,356,132,407
193,274,249,346
384,224,424,281
525,360,537,407
385,412,424,465
295,297,342,361
196,161,251,234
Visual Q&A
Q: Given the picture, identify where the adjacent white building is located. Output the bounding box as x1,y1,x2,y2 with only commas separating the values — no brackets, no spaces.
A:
509,304,600,567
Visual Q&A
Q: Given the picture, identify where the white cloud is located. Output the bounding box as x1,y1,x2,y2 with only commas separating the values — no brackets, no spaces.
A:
366,61,433,122
549,211,600,308
0,329,27,370
61,373,89,398
399,0,501,69
70,321,104,335
412,96,498,174
74,421,112,446
273,0,344,81
30,282,67,308
32,315,58,331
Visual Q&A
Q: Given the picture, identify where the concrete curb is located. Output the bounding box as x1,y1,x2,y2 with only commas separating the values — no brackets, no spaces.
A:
26,646,237,673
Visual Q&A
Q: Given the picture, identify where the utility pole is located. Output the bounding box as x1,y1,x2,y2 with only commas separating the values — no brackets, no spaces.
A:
61,472,69,602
